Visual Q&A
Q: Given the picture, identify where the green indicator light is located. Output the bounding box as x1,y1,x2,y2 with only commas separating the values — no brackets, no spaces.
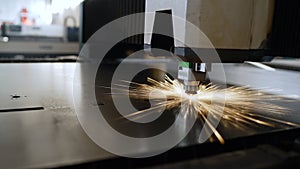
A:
179,61,193,68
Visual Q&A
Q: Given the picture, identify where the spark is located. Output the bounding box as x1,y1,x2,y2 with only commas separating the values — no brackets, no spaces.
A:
112,74,300,144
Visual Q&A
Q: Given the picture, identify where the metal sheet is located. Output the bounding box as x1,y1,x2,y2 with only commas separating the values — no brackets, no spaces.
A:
0,62,299,168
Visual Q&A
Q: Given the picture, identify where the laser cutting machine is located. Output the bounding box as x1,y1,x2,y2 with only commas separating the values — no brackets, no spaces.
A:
2,0,300,168
143,0,275,94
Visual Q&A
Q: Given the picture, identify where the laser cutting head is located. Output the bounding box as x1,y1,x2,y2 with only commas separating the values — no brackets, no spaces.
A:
178,62,208,94
143,1,212,94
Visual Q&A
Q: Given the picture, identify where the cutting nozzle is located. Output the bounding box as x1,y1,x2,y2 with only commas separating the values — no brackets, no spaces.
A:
183,81,199,94
178,62,208,94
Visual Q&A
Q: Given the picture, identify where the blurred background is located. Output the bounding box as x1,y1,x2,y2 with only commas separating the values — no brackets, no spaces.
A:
0,0,81,61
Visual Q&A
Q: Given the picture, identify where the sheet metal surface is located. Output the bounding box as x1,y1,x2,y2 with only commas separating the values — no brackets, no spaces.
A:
0,62,299,168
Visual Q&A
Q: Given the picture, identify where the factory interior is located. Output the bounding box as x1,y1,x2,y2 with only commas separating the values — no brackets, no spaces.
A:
1,0,300,168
